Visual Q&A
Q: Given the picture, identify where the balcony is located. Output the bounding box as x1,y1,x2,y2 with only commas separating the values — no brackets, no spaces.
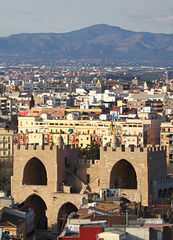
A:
169,134,173,140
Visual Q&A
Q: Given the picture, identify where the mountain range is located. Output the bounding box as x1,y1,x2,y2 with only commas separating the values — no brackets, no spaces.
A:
0,24,173,65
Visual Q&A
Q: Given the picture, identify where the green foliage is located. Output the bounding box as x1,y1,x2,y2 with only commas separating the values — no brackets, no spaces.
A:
0,159,12,190
78,141,100,161
0,176,9,190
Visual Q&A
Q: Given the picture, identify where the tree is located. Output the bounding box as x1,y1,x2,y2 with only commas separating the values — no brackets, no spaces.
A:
78,141,100,161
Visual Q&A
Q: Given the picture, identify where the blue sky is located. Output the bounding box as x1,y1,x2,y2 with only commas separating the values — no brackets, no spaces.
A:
0,0,173,36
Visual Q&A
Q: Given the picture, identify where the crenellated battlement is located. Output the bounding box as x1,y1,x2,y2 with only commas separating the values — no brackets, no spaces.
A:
77,158,100,167
14,143,166,153
100,144,166,153
14,143,79,151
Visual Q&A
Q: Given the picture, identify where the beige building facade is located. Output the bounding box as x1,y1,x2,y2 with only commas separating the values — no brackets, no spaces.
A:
18,116,161,148
160,120,173,175
0,127,13,190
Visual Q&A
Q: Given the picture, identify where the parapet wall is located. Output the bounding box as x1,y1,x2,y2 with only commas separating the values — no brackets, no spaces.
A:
77,159,100,168
14,143,79,151
14,144,166,168
100,145,166,154
15,143,166,153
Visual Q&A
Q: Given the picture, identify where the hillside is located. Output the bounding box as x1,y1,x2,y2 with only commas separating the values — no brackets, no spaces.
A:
0,24,173,65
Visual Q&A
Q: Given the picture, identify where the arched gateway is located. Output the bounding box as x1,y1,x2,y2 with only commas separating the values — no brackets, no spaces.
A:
57,202,78,234
24,194,47,230
23,157,47,185
110,159,137,189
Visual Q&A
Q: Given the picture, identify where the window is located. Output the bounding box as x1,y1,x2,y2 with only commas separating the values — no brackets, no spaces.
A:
157,232,162,240
65,157,68,167
86,174,90,184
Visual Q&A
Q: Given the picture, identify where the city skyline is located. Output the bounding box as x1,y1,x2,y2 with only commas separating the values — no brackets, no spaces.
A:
0,0,173,37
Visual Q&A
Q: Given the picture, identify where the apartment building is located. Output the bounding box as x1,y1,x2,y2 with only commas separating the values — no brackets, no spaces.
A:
127,99,164,114
0,97,12,121
160,120,173,174
0,127,13,190
18,113,160,148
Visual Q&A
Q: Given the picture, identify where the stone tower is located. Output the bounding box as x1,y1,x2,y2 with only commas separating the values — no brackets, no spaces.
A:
11,143,167,234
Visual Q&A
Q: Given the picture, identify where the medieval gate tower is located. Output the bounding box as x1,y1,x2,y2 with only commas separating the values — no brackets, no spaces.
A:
11,140,167,234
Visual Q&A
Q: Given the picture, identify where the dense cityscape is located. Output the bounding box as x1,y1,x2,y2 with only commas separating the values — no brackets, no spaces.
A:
0,62,172,239
1,0,173,238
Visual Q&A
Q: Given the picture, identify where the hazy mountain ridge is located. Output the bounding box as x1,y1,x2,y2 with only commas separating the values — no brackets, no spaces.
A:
0,24,173,64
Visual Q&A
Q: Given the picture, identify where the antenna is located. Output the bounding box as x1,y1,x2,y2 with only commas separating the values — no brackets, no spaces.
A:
101,76,104,106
